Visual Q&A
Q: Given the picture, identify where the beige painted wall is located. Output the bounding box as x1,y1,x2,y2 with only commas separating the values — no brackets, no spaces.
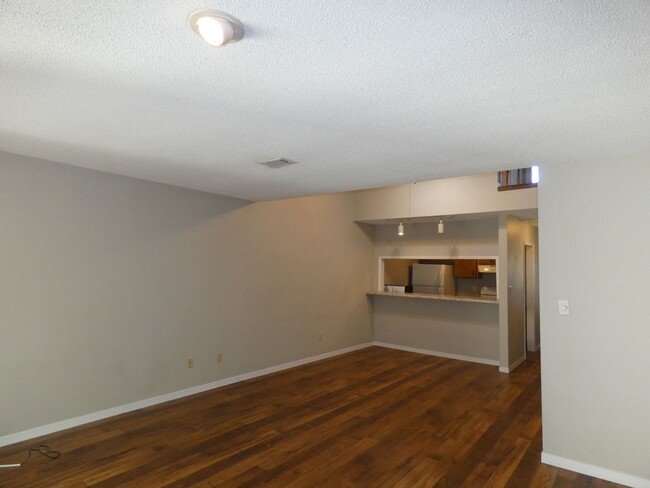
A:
0,152,374,438
409,173,538,218
355,173,537,222
383,259,418,286
539,158,650,481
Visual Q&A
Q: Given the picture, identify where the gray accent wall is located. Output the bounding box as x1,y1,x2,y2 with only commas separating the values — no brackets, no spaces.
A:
0,152,374,437
539,158,650,481
373,297,500,362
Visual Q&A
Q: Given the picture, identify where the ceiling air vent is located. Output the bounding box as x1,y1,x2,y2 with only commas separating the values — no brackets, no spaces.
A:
259,158,299,169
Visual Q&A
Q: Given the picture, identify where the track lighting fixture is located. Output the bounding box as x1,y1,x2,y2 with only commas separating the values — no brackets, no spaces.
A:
398,222,405,236
438,219,444,234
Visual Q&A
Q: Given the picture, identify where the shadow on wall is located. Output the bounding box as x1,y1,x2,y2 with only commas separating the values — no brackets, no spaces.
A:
355,222,376,243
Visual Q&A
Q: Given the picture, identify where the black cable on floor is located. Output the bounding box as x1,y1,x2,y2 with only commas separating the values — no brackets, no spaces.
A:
0,445,61,468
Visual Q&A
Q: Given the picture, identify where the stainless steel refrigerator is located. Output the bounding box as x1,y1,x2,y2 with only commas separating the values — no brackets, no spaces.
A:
411,264,456,295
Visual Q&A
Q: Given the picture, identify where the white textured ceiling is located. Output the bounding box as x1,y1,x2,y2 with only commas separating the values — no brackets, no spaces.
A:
1,1,648,201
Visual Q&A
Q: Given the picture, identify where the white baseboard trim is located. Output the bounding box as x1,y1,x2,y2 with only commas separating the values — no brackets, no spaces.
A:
372,342,499,367
542,452,650,488
0,342,374,449
499,354,527,374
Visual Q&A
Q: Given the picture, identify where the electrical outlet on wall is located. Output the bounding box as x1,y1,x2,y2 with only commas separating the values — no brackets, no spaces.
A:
216,353,222,363
187,358,194,369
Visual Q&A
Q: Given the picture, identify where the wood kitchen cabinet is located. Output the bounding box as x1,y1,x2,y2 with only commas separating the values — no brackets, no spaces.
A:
454,259,478,278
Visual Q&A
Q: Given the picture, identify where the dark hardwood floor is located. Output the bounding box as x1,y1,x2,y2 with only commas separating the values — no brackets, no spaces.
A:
0,347,626,487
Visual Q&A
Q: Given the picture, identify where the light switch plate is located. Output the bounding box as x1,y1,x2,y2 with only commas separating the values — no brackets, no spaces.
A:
558,299,570,315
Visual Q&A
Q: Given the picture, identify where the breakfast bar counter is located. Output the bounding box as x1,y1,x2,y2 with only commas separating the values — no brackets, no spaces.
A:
367,291,498,304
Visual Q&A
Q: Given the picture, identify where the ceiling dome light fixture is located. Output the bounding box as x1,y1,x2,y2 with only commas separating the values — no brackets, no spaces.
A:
188,9,244,47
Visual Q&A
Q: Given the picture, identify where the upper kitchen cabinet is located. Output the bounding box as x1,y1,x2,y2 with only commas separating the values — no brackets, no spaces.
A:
354,173,537,222
454,259,478,278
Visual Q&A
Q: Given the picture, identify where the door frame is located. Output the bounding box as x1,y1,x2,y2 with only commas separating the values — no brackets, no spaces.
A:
523,242,537,351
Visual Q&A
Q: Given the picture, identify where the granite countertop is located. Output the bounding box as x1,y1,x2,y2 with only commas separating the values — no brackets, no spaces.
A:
367,291,499,304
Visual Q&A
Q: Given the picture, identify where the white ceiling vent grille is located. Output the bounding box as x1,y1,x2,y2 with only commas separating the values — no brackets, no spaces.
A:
259,158,299,169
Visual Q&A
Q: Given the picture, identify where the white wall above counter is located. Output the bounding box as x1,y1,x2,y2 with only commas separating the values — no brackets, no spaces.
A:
354,172,537,222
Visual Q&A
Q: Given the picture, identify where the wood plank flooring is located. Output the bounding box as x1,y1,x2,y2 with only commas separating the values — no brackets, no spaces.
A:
0,347,627,487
